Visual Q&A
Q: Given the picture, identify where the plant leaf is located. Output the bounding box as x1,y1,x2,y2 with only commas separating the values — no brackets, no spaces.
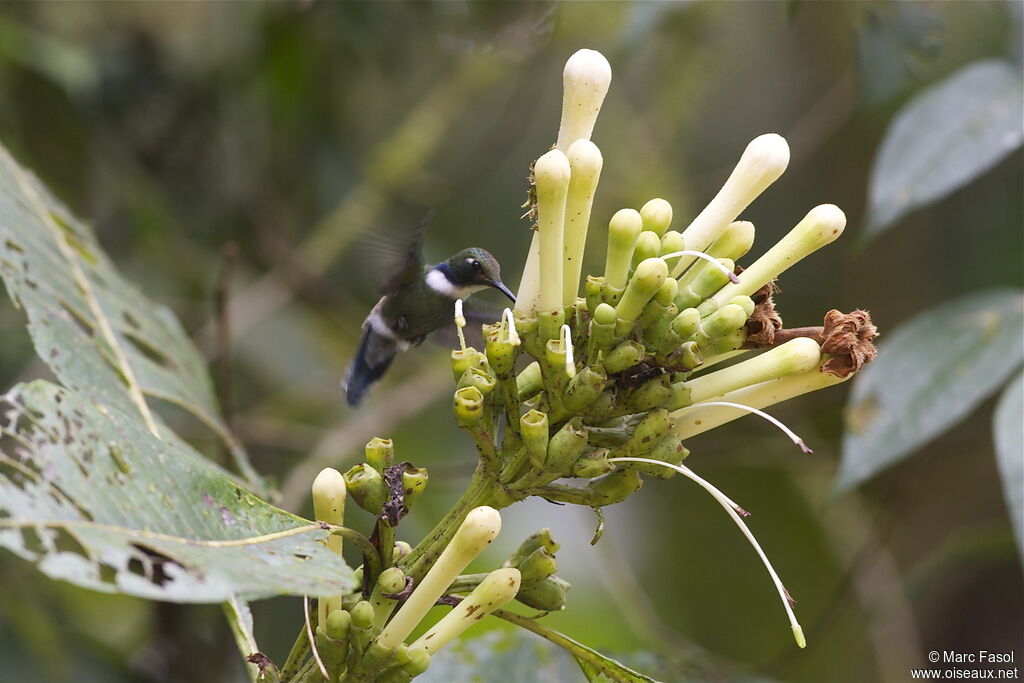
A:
838,289,1024,492
993,372,1024,562
0,380,354,602
0,143,260,488
864,59,1024,237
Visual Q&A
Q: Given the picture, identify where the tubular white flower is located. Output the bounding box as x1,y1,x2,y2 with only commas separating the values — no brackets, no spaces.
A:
684,338,822,404
563,139,603,305
535,150,572,315
556,49,612,152
311,467,346,624
673,360,851,440
704,204,846,311
673,134,791,278
409,568,521,654
376,506,502,650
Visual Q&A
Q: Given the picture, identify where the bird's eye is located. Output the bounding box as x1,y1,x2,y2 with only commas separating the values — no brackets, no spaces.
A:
470,259,482,272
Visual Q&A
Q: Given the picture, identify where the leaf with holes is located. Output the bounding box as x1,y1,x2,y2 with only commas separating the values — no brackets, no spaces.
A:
838,289,1024,492
0,380,354,602
0,143,260,489
864,59,1024,237
993,372,1023,562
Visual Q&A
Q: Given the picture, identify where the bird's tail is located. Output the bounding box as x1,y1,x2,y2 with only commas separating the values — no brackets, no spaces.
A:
343,327,398,407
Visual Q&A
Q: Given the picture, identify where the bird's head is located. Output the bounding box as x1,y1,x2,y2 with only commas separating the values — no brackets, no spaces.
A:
441,248,516,302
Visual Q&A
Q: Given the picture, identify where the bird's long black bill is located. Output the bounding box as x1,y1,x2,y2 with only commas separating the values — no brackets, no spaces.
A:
488,279,517,303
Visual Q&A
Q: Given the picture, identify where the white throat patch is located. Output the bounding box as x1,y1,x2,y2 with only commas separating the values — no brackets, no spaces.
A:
426,268,485,299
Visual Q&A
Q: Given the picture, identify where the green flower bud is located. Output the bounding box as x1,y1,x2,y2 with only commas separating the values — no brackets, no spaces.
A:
450,348,487,381
605,208,643,289
515,547,558,585
516,361,544,401
349,599,376,657
513,308,542,354
585,275,606,313
659,230,687,272
516,575,572,612
587,303,618,360
586,468,643,505
618,408,672,458
545,337,569,377
685,337,822,404
630,231,662,269
675,257,734,310
401,467,428,509
344,463,388,515
707,220,756,261
699,303,748,343
360,641,398,675
666,381,692,411
410,568,521,654
616,258,668,325
545,418,589,475
571,448,614,479
622,374,671,413
563,366,607,412
641,197,673,237
729,295,756,317
654,276,678,307
505,529,558,568
602,340,644,374
315,623,348,680
453,386,485,427
702,330,747,358
538,306,565,344
643,434,690,479
521,409,550,470
457,366,496,396
671,308,701,339
365,437,395,474
644,302,680,349
485,336,517,378
584,387,618,420
393,541,412,561
601,281,625,306
377,507,502,650
402,647,431,676
664,340,702,372
370,567,407,631
326,609,352,641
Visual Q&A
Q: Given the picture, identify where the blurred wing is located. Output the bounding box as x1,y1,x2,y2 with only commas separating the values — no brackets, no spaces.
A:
430,297,507,350
380,209,435,295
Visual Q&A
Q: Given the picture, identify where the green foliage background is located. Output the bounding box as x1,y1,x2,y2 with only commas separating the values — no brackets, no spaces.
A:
0,2,1020,682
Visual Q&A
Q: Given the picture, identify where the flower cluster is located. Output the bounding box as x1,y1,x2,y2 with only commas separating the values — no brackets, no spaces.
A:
292,48,877,683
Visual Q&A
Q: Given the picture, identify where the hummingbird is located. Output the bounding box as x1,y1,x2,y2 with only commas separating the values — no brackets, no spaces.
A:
343,218,516,407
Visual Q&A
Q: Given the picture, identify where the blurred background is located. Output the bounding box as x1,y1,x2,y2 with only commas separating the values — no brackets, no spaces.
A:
0,2,1021,682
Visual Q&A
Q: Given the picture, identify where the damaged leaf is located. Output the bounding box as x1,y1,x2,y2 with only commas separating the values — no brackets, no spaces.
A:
0,143,260,489
0,380,354,602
